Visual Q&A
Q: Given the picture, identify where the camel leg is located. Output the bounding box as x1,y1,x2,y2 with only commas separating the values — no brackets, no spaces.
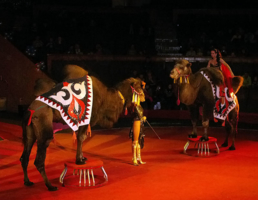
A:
229,101,240,150
221,120,230,147
200,103,213,141
229,123,237,151
33,107,57,191
225,109,238,150
188,105,199,138
34,139,57,191
200,120,209,141
76,125,88,165
20,124,36,186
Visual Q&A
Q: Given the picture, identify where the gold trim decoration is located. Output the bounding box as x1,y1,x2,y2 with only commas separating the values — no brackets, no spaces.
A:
118,91,125,105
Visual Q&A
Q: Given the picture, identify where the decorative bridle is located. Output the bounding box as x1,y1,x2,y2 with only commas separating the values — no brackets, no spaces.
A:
131,85,144,106
174,68,204,106
174,67,190,106
131,80,145,106
174,67,190,84
118,81,145,115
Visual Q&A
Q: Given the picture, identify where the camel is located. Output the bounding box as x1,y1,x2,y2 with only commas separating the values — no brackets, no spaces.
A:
170,59,243,150
20,65,145,191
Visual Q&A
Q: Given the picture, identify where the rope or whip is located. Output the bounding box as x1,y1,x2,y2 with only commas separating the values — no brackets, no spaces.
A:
145,119,161,139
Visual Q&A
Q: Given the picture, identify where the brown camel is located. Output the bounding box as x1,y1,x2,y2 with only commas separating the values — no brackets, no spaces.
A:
20,65,145,191
170,59,243,150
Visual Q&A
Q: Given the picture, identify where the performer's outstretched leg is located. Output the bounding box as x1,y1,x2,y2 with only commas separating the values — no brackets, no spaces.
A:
136,142,146,164
132,141,138,166
132,120,146,165
132,120,141,166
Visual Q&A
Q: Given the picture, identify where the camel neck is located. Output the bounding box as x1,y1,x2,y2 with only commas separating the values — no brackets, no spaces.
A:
189,73,203,88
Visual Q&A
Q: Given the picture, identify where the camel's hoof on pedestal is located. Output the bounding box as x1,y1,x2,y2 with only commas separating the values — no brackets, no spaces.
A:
76,160,86,165
200,136,209,142
188,134,197,138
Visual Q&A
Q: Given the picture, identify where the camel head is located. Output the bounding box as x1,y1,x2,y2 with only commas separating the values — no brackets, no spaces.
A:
116,78,145,107
131,79,145,103
170,59,192,80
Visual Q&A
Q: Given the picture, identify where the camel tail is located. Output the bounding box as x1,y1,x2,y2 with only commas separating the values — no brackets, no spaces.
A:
232,76,244,94
21,110,32,145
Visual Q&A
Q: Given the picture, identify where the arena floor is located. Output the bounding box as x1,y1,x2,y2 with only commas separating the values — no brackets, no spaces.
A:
0,117,258,200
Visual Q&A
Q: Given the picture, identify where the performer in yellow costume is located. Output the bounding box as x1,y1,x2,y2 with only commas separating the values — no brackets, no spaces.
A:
129,81,147,166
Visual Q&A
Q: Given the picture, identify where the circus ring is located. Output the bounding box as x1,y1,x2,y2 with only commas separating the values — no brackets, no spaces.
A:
0,110,258,200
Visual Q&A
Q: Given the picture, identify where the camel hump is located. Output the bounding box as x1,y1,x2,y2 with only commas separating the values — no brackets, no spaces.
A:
34,78,56,96
232,76,243,94
62,65,88,80
199,67,224,86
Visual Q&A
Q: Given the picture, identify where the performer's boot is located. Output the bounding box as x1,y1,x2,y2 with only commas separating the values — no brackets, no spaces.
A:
136,143,146,164
132,141,138,166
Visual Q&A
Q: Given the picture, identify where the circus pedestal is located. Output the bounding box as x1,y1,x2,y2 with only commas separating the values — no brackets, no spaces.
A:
183,136,220,156
59,158,108,188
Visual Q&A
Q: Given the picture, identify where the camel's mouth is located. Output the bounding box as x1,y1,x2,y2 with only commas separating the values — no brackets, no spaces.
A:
170,70,179,80
139,90,145,102
140,94,145,102
170,74,178,79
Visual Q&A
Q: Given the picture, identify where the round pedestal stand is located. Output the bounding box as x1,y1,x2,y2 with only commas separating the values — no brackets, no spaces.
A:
59,158,108,188
184,136,220,157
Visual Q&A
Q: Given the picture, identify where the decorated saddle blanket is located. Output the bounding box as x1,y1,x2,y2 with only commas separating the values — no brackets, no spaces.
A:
36,75,93,131
200,71,236,121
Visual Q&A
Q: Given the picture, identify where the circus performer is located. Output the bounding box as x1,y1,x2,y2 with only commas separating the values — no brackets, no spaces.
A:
129,81,147,166
207,48,235,106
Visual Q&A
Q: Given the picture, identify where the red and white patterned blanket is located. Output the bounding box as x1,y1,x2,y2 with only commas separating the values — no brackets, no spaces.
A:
36,75,93,131
201,71,236,120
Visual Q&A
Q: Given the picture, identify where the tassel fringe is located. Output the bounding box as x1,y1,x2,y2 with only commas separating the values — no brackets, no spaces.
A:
87,124,91,137
73,131,77,144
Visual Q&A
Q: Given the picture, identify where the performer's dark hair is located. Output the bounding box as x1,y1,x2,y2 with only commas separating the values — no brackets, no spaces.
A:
211,48,222,67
